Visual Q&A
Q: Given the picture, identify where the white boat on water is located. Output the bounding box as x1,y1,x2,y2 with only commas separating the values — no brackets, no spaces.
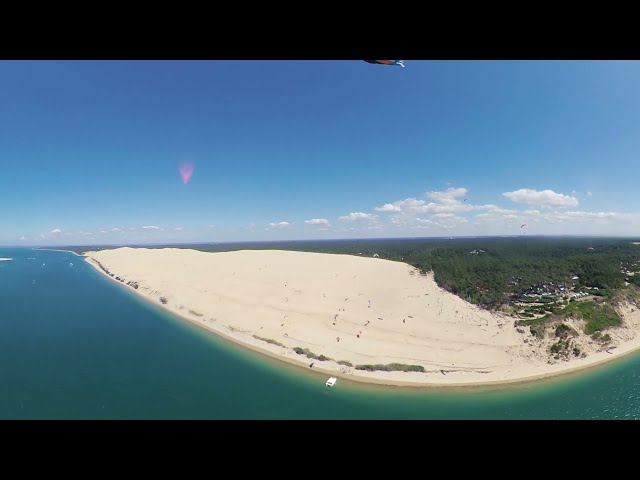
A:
325,377,337,387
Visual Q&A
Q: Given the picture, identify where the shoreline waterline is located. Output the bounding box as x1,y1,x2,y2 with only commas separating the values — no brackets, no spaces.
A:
35,248,84,257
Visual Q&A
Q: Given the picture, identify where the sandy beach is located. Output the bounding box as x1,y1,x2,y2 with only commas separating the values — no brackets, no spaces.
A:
0,258,12,261
83,247,640,387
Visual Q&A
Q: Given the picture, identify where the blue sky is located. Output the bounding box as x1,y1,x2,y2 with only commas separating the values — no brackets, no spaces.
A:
1,60,639,245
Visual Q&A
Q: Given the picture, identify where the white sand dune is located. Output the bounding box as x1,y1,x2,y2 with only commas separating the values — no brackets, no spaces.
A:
84,247,640,386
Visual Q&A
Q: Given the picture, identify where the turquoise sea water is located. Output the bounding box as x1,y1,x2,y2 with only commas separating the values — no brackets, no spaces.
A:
1,247,639,419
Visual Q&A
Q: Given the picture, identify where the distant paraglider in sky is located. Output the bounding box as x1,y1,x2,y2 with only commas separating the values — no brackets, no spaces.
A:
363,60,405,68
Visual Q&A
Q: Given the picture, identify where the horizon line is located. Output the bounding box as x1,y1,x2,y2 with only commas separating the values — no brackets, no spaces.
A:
3,233,640,250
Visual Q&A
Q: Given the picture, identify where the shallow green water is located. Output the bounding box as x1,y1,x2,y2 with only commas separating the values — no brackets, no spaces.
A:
1,248,638,419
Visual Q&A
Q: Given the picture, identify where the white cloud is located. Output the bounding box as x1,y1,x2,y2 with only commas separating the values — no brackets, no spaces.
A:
587,191,593,197
388,211,468,231
390,215,409,227
268,221,291,228
413,217,455,230
364,185,638,236
50,228,62,237
375,203,402,212
142,225,160,230
375,198,427,212
208,224,216,228
552,211,618,222
174,227,183,231
479,205,517,215
112,227,122,232
419,203,472,214
339,212,378,221
427,187,467,204
304,218,330,226
19,235,27,241
376,193,481,216
434,214,468,224
129,228,135,231
475,210,522,223
469,207,640,236
502,188,578,208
